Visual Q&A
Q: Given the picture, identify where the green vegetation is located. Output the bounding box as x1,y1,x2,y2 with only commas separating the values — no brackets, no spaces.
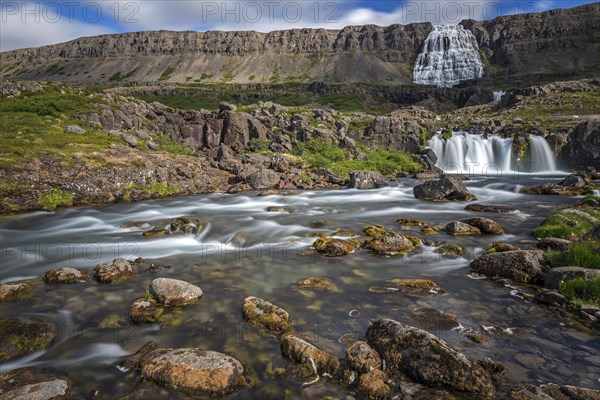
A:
158,66,175,81
269,69,281,83
154,136,194,156
549,242,600,270
249,74,256,81
0,86,93,116
109,69,138,82
442,127,453,141
559,277,600,307
295,138,422,176
148,183,179,196
218,70,237,84
40,188,74,211
194,72,214,82
532,207,600,239
419,126,428,145
248,138,271,153
348,118,374,133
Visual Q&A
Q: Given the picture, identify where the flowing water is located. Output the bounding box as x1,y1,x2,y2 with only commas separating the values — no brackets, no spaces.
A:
1,174,599,398
413,25,485,87
494,90,507,102
428,132,558,174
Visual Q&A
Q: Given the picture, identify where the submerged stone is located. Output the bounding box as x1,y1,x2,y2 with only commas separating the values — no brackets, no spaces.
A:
0,316,56,361
0,368,72,400
242,296,292,333
280,335,340,375
149,278,203,306
42,267,88,284
0,280,36,302
93,258,135,284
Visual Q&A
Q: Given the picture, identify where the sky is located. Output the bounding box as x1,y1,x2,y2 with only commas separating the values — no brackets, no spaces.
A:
0,0,597,51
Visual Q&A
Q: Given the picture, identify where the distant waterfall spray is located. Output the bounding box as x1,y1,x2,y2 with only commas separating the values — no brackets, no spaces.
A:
428,132,558,174
413,25,485,87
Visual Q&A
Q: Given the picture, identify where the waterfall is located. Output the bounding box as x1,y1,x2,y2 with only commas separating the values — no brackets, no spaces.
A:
428,132,558,174
493,91,507,102
413,25,485,87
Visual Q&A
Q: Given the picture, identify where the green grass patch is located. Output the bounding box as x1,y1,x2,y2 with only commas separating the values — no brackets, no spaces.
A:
40,188,74,211
549,242,600,270
295,138,422,177
148,183,179,196
0,86,93,116
348,118,374,133
158,66,175,81
532,207,600,239
109,68,138,82
248,138,271,153
154,136,194,156
559,277,600,307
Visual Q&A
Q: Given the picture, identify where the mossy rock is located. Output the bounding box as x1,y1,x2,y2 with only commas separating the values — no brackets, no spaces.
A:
0,317,56,361
0,280,36,302
396,218,429,226
296,277,339,292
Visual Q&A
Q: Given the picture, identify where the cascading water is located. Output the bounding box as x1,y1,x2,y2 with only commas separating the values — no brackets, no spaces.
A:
428,132,558,174
413,25,485,87
493,90,507,102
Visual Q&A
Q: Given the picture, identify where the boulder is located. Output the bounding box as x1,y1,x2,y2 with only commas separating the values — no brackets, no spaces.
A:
280,335,340,375
247,169,280,190
445,221,481,236
242,296,292,332
349,171,388,190
139,347,244,396
535,289,568,306
537,237,574,251
0,368,71,400
93,258,135,284
560,121,600,170
460,217,504,234
546,267,600,290
366,319,494,396
0,316,56,361
219,101,237,112
296,277,338,291
0,280,35,302
485,242,520,254
65,125,86,134
120,133,139,148
470,250,550,283
149,278,203,306
410,307,460,331
414,176,476,202
346,341,382,373
42,267,88,284
313,237,356,257
365,233,415,255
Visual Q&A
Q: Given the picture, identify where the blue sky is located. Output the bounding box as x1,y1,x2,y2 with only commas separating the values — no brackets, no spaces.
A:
1,0,598,51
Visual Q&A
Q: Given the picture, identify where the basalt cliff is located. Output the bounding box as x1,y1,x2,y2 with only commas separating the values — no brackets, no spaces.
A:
1,3,599,85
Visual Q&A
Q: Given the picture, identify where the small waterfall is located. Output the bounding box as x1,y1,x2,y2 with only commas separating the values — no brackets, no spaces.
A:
413,25,485,87
493,90,507,102
428,132,558,174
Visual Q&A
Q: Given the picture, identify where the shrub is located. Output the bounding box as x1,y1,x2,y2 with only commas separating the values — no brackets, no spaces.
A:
248,138,271,153
40,188,74,211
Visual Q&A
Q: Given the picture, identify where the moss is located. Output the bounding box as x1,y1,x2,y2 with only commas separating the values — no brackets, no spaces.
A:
148,183,179,196
40,188,74,211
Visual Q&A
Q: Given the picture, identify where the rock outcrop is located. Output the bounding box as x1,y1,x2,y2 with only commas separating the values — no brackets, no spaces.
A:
470,250,550,283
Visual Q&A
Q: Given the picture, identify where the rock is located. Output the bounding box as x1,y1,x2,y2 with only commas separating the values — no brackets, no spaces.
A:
219,101,237,112
366,319,494,396
460,217,504,234
445,221,481,236
247,169,280,190
143,229,171,238
512,383,600,400
356,369,390,400
280,335,340,375
421,147,438,170
465,204,516,213
313,237,356,257
270,155,290,173
0,368,72,400
559,174,586,188
413,176,476,202
0,316,56,361
465,333,491,343
582,226,600,241
149,278,203,306
42,267,88,284
346,341,381,373
65,125,86,134
470,250,550,283
120,133,139,147
296,277,338,291
148,140,160,150
410,307,460,331
435,243,465,257
0,280,35,302
477,358,505,377
546,267,600,290
139,347,244,396
391,279,441,294
561,121,600,170
485,242,520,254
349,171,388,189
93,258,135,283
537,237,574,251
396,217,429,226
130,298,165,324
242,296,292,332
99,314,128,329
535,289,568,306
363,225,415,255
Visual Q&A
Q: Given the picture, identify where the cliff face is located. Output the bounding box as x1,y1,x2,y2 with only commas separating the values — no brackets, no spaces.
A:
462,3,600,82
1,3,599,85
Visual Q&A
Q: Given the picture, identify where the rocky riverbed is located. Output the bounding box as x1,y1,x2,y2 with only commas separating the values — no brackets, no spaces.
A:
1,174,599,399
